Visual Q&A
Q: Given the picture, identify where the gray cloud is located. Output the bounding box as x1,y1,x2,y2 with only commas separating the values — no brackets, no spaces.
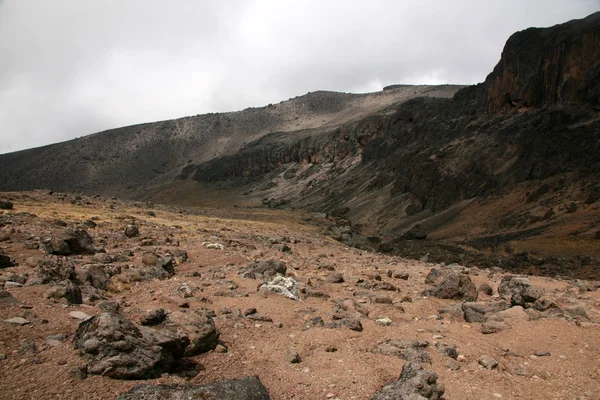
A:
1,0,598,153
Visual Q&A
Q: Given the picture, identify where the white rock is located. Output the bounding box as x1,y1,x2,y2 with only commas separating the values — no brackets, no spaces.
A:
69,311,92,321
259,276,300,301
3,317,30,325
375,318,392,326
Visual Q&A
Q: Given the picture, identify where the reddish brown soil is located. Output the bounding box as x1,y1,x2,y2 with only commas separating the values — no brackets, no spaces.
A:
1,192,599,399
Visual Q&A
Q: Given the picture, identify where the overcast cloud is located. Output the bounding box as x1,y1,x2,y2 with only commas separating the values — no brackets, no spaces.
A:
0,0,598,154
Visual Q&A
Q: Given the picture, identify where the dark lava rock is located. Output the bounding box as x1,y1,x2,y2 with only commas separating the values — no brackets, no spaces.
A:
371,362,444,400
31,257,76,284
45,229,95,255
498,276,543,307
0,250,14,269
462,300,511,323
241,259,286,280
73,309,189,379
372,339,431,363
45,280,82,304
116,376,271,400
140,309,167,326
430,272,477,301
124,225,140,238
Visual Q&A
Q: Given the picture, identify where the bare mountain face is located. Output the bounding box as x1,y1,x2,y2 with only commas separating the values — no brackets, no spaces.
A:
0,86,460,198
1,12,599,278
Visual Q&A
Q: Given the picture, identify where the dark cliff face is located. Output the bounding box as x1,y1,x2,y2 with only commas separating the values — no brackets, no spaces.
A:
481,12,600,112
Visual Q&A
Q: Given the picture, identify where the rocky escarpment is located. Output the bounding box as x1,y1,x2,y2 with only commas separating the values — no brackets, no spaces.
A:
182,12,600,276
462,12,600,112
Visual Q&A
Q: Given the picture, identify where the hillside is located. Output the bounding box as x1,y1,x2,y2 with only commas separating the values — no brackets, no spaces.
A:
0,85,460,198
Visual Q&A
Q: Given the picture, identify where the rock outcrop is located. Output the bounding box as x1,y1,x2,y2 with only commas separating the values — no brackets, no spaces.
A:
73,308,189,379
482,12,600,112
116,376,271,400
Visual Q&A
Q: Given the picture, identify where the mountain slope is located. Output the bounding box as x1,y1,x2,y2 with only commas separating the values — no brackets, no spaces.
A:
0,85,460,197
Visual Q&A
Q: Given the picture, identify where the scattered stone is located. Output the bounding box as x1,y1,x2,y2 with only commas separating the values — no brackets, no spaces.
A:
372,339,431,363
287,350,302,363
492,306,530,322
430,272,477,301
141,252,160,266
535,351,551,357
140,309,167,326
0,250,15,268
376,318,392,326
478,283,494,295
341,318,363,332
478,355,498,370
166,309,220,356
116,376,271,400
215,344,228,353
45,280,82,304
371,362,445,400
69,311,92,321
435,343,458,359
175,282,195,298
327,272,344,283
481,321,509,334
259,276,300,301
3,317,30,325
4,281,23,288
392,271,409,280
425,268,444,284
498,276,543,307
202,241,225,250
32,257,76,284
124,225,140,238
241,259,286,280
462,301,511,323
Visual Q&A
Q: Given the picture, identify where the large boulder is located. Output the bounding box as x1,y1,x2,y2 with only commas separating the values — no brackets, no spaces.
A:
430,272,477,301
30,257,76,284
498,276,543,307
73,309,189,379
116,376,271,400
45,229,95,255
371,362,445,400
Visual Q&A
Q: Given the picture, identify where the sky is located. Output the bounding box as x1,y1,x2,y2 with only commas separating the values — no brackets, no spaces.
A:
0,1,598,154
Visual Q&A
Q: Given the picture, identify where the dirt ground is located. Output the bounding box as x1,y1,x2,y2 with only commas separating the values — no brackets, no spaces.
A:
1,192,599,400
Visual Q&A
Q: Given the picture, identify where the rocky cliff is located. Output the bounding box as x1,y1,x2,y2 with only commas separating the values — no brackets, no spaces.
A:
481,12,600,112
